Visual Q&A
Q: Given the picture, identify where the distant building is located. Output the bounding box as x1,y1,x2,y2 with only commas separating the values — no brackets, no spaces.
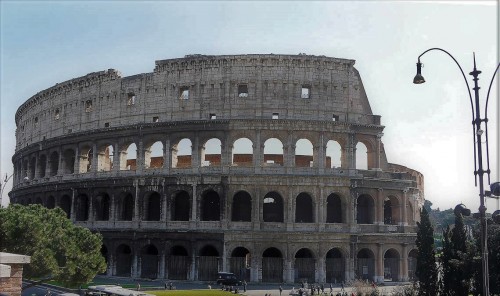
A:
0,252,31,296
10,54,424,283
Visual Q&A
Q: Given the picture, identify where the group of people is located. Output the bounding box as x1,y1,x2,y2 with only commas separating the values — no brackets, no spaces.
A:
288,282,346,296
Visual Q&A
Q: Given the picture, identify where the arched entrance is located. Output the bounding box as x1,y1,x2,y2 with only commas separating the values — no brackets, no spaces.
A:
294,248,315,283
115,244,132,277
262,247,283,282
326,248,345,284
141,244,159,279
384,249,400,282
357,248,375,281
198,245,219,281
230,247,251,282
168,246,190,280
200,190,220,221
408,249,418,281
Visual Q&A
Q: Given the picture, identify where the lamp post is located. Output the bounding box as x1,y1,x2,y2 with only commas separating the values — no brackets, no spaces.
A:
0,173,14,208
413,48,499,296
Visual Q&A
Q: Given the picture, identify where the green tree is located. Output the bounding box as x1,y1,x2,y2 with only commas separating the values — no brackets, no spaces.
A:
0,204,106,287
415,207,438,295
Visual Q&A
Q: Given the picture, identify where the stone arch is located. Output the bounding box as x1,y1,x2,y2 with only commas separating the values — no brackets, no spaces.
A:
262,247,283,283
200,190,220,221
78,145,92,173
357,194,375,224
59,194,71,219
295,138,314,167
94,192,110,221
76,194,89,221
201,138,221,167
229,247,251,282
143,191,161,221
198,245,219,281
408,249,418,281
357,248,375,281
171,190,190,221
29,156,36,180
172,138,192,168
232,138,253,166
294,248,315,283
326,140,342,168
263,191,284,222
326,193,343,223
115,244,132,277
263,138,284,166
384,248,400,282
356,137,377,170
232,191,252,222
384,196,400,225
144,140,164,169
326,248,345,283
168,245,190,280
63,148,75,174
121,142,137,171
35,197,43,205
38,154,47,177
97,144,113,172
49,151,59,176
46,195,55,209
141,244,159,279
100,244,109,275
295,192,314,223
355,142,368,170
116,192,134,221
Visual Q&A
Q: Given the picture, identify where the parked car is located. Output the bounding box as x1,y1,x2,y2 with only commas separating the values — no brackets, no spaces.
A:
216,272,242,286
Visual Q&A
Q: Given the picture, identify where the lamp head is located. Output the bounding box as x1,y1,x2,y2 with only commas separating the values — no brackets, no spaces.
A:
413,61,425,84
454,204,471,217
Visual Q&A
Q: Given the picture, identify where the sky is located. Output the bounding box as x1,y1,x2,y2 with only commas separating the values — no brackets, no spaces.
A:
0,1,498,212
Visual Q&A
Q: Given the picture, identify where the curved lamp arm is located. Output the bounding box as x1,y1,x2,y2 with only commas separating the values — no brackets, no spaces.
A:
483,62,500,184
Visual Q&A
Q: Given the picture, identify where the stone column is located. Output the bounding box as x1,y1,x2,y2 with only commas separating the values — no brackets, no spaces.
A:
401,189,408,226
375,133,383,170
136,139,144,173
33,153,39,179
401,244,408,281
163,138,171,173
285,259,293,283
376,244,384,283
109,192,116,221
74,147,80,175
70,188,76,222
317,257,325,283
377,188,384,225
57,147,64,175
192,135,200,173
112,142,120,173
91,143,98,173
159,251,166,279
254,131,262,172
132,251,139,278
317,133,326,171
191,184,197,221
134,180,140,222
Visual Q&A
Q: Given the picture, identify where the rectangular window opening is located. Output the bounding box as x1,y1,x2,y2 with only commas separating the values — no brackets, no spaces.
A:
333,114,339,121
180,87,189,100
272,113,279,119
238,84,248,98
127,93,136,105
301,86,310,99
209,113,217,120
153,116,159,123
104,122,110,127
85,100,93,112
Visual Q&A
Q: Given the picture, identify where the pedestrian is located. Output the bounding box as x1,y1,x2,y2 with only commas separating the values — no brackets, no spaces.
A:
321,284,324,294
279,285,283,296
137,283,141,291
301,282,305,289
341,282,345,292
169,282,173,290
243,280,247,292
316,285,320,295
164,282,168,290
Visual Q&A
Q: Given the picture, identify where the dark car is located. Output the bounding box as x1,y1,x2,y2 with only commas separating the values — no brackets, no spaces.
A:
216,272,241,285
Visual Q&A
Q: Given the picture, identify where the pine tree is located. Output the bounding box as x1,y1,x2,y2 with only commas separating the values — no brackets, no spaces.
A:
415,207,439,296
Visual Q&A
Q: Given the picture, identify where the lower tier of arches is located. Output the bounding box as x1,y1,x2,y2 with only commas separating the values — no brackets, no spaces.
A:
100,231,417,284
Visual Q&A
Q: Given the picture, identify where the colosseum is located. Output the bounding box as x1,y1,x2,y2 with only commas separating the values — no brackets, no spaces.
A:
9,54,424,284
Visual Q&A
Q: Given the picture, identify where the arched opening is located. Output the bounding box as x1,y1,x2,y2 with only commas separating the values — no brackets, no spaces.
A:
295,139,314,167
141,244,159,279
357,194,374,224
384,196,400,225
63,149,75,174
325,140,342,168
100,245,108,275
232,138,253,166
294,248,315,283
295,193,313,223
168,246,189,280
49,151,59,176
46,196,55,209
326,194,342,223
355,142,368,170
201,138,221,167
384,249,400,282
121,143,137,171
171,191,190,221
172,138,192,168
115,244,132,277
357,249,375,281
144,192,161,221
262,247,283,282
79,147,93,173
407,249,418,281
94,193,110,221
35,197,43,205
198,245,219,281
200,190,220,221
59,195,71,218
98,144,113,172
232,191,251,222
326,248,345,283
263,192,284,222
407,203,414,225
263,138,284,166
230,247,251,282
76,194,89,221
22,159,28,179
145,141,164,169
116,193,134,221
29,157,36,180
38,154,47,177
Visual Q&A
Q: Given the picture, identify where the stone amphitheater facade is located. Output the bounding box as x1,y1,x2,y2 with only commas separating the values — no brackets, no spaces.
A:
10,54,424,284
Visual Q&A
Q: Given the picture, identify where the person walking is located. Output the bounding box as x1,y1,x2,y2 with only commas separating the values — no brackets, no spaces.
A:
243,280,247,292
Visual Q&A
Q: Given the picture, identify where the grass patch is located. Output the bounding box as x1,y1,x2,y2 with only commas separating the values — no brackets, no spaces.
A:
148,290,236,296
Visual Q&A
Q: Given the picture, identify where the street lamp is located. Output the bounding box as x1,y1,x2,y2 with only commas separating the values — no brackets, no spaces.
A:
413,48,500,296
0,173,14,207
